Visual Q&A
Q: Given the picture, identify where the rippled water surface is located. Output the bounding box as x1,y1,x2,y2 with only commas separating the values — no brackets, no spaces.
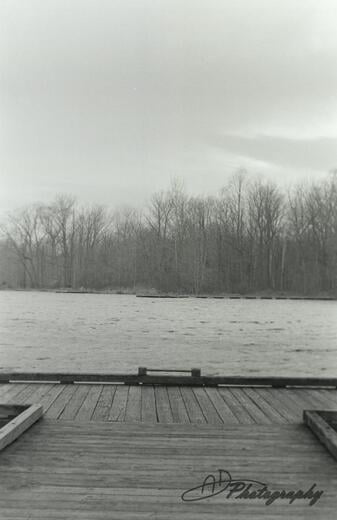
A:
0,291,336,377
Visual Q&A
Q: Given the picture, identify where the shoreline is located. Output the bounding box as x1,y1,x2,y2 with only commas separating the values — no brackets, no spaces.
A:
1,287,336,300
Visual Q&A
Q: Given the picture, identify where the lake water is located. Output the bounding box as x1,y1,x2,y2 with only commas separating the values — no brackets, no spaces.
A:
0,291,336,377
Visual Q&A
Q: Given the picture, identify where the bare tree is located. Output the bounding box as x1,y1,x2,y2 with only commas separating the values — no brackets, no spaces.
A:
247,180,284,290
1,173,336,295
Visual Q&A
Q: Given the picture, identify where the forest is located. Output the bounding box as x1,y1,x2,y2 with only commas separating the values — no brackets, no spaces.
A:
1,171,336,296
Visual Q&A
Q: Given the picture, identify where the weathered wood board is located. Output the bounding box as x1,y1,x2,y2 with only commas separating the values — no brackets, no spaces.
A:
304,410,337,461
0,404,43,451
0,420,337,519
1,383,337,425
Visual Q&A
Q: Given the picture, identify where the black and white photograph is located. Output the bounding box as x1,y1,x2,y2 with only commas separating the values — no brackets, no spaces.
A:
0,0,337,518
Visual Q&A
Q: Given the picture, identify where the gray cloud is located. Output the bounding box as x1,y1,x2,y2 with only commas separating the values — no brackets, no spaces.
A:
215,135,337,172
1,0,337,214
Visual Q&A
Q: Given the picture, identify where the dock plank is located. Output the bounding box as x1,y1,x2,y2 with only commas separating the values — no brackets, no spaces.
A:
229,388,272,425
317,391,337,408
180,387,206,423
6,384,38,405
242,387,288,424
0,384,29,403
91,385,115,421
316,389,337,406
154,386,173,423
271,388,305,418
37,384,66,413
167,387,190,423
285,388,321,412
125,385,142,422
45,385,77,419
304,389,337,410
192,387,223,425
253,388,296,422
19,383,57,406
109,385,129,422
141,385,157,423
75,385,103,421
204,387,239,424
59,385,90,420
218,388,255,425
0,384,12,399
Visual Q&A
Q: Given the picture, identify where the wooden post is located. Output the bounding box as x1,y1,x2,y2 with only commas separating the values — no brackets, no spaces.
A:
138,367,147,376
191,368,201,377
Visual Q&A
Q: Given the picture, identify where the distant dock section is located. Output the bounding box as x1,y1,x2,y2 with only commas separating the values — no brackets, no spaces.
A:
136,293,336,301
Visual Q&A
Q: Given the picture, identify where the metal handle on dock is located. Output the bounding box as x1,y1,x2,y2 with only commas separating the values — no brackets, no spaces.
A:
138,367,201,377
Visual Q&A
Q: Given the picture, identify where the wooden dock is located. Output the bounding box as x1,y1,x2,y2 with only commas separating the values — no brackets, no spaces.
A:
1,381,337,425
1,381,337,518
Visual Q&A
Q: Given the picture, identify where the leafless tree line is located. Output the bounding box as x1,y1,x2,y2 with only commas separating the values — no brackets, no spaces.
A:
1,171,337,295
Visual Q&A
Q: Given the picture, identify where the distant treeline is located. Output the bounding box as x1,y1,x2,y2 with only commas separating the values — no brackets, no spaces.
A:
1,171,337,295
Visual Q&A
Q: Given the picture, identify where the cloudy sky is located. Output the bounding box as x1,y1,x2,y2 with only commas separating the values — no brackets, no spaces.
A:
0,0,336,213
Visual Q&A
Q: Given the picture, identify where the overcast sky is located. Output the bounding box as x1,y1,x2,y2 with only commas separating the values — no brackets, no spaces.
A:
1,0,337,214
